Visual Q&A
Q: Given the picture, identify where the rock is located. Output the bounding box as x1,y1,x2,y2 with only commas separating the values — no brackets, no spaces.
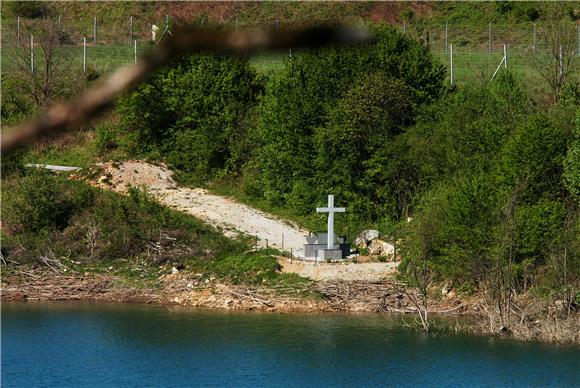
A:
446,290,456,299
441,281,452,296
354,229,380,247
171,266,179,274
368,239,395,257
555,300,567,314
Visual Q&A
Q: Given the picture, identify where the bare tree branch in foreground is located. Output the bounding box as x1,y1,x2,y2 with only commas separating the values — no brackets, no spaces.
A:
1,24,370,154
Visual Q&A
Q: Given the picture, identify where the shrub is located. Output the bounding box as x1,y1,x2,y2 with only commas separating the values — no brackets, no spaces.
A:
116,55,262,179
2,171,70,235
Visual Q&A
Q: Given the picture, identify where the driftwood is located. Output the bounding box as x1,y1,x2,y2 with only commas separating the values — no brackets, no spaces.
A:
315,280,415,313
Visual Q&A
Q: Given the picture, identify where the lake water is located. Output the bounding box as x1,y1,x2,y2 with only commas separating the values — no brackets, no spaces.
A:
2,302,579,387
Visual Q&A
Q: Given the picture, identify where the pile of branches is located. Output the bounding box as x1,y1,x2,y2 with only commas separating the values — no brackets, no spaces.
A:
315,280,415,313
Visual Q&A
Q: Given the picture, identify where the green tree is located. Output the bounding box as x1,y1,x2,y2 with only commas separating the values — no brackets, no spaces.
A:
116,55,262,180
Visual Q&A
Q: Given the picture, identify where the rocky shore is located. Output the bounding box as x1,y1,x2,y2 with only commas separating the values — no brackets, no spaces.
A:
3,268,578,345
1,267,469,314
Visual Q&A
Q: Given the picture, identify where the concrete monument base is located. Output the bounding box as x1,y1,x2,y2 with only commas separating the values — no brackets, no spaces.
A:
316,248,344,260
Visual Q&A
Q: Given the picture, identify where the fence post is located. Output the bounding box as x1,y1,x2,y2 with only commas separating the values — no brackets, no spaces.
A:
134,39,137,64
17,17,20,47
488,23,492,53
30,35,34,73
504,43,507,69
281,233,284,251
235,18,238,32
559,45,563,78
83,36,86,71
165,15,169,27
276,19,279,31
403,20,406,34
58,16,61,32
444,21,448,53
129,16,133,44
533,22,537,54
450,43,453,85
93,16,97,46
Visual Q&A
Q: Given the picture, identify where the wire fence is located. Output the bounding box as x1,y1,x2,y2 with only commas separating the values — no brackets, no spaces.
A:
2,16,579,86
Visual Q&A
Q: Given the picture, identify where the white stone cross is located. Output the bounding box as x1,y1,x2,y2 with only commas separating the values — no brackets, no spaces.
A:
316,195,345,249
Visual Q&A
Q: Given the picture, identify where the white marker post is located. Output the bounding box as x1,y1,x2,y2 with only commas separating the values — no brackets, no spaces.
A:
316,195,345,250
134,39,137,64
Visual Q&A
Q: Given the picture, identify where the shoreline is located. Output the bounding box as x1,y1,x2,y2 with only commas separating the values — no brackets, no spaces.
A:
2,269,578,346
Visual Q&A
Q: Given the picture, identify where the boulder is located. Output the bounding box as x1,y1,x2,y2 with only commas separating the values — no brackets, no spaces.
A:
354,229,380,247
368,239,395,257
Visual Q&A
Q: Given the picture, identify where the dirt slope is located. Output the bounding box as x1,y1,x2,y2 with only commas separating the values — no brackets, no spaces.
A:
95,161,309,257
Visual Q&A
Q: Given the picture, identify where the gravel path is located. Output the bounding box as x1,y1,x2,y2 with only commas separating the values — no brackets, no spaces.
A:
98,161,309,257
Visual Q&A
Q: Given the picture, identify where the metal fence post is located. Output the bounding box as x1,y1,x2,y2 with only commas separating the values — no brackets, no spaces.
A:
445,21,448,53
504,43,507,69
58,16,61,32
488,23,492,53
129,16,133,45
559,45,563,78
403,20,406,34
93,16,97,46
30,35,34,73
17,17,20,47
83,36,86,71
533,22,536,54
134,39,137,64
450,43,453,84
276,19,279,31
281,233,284,251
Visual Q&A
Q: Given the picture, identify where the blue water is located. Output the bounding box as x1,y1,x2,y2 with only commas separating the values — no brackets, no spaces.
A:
2,302,579,387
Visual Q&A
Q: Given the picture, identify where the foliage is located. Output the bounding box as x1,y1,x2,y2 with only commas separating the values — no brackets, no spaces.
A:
1,175,245,264
400,73,577,290
116,55,262,181
255,25,445,213
564,111,580,200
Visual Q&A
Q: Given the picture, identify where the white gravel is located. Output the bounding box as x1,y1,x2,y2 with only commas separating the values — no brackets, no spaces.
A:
99,161,309,257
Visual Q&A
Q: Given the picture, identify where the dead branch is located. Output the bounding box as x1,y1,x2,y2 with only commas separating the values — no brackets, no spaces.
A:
1,24,370,153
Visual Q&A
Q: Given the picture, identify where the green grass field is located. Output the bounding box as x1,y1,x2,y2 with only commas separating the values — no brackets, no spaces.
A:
4,43,577,89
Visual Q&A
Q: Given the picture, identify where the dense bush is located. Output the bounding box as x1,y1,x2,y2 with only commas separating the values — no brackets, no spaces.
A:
400,75,578,289
2,175,244,264
254,25,445,213
116,55,262,181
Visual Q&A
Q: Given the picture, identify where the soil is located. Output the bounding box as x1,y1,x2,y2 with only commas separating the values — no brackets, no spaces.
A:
89,161,311,258
0,267,470,315
87,160,401,279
